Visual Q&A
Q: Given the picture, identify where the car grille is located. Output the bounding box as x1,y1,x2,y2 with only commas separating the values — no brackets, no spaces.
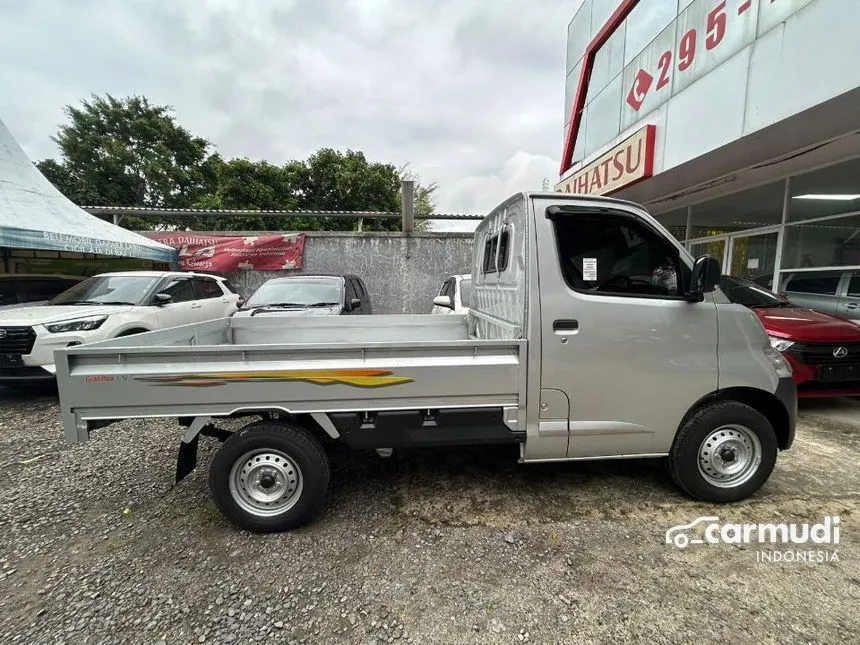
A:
787,342,860,365
0,326,36,355
787,341,860,384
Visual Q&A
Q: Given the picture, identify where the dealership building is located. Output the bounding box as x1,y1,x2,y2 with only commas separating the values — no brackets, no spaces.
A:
557,0,860,307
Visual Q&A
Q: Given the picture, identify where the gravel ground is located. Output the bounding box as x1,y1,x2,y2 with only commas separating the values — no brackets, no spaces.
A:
0,387,858,645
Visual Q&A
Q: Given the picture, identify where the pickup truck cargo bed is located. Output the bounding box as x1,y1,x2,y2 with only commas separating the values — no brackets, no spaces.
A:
58,314,525,443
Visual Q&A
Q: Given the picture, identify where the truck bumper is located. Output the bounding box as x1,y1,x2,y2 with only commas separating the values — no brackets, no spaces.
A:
775,375,797,450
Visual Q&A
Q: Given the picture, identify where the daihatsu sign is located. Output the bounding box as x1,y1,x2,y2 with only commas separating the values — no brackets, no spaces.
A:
555,125,656,196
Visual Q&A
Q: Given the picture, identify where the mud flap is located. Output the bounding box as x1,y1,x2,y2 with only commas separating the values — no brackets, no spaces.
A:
175,434,200,484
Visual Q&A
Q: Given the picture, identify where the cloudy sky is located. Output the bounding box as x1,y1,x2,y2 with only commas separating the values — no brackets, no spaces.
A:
0,0,584,231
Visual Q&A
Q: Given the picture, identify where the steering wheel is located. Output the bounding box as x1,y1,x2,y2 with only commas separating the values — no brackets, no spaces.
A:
593,274,632,291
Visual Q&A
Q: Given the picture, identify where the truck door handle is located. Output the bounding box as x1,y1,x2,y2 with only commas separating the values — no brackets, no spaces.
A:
191,303,202,309
553,319,579,334
847,303,859,310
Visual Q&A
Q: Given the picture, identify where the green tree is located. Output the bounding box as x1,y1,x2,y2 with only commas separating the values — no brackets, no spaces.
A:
36,94,441,233
36,93,215,229
287,148,401,231
190,156,302,231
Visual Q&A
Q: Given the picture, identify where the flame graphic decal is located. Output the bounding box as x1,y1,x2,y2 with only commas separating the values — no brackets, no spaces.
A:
136,369,413,388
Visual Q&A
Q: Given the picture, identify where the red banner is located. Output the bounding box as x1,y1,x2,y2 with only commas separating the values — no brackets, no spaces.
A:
150,233,305,272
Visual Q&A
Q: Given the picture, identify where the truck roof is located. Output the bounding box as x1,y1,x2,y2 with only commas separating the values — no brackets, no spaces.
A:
521,191,645,210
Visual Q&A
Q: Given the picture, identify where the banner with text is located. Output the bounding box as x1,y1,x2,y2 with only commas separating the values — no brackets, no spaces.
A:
555,125,656,196
149,233,306,272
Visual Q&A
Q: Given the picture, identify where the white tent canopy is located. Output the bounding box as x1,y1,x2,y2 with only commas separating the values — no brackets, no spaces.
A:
0,117,177,264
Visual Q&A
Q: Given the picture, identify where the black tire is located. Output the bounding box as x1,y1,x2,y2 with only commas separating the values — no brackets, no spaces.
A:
209,421,330,532
668,401,777,503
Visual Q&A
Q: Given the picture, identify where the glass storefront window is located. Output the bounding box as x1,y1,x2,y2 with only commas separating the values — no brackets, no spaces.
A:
567,0,593,73
729,232,779,282
689,181,785,238
656,207,688,240
788,157,860,222
583,75,622,157
623,0,678,66
782,213,860,269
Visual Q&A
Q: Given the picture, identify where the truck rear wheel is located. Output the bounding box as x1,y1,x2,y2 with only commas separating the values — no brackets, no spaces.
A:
209,421,330,532
668,401,777,503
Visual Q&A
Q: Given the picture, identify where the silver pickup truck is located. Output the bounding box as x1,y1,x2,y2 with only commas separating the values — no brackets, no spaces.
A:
55,192,797,533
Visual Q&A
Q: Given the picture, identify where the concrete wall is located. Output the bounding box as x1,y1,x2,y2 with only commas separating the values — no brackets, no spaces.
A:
146,231,475,314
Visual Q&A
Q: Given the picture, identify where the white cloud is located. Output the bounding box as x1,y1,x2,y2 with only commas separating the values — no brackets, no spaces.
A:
0,0,582,228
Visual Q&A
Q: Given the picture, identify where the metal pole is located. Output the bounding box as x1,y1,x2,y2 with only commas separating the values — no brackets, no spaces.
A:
401,180,414,234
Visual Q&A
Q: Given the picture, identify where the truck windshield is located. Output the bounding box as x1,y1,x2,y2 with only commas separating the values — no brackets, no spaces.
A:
245,280,341,308
50,275,159,306
719,275,791,308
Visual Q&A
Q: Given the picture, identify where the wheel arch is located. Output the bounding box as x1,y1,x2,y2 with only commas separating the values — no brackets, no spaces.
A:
114,326,153,337
679,387,792,450
229,409,340,443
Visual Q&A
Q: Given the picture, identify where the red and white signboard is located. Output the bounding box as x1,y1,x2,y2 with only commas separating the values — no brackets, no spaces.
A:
621,0,766,129
561,0,814,173
555,125,656,196
150,233,306,272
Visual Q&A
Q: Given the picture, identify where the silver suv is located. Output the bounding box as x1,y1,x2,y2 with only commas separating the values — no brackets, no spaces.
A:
754,269,860,321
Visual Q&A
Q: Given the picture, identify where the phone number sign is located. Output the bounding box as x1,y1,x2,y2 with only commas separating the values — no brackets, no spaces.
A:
621,0,811,130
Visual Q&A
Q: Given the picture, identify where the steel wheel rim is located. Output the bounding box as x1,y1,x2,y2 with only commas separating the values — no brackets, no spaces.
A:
697,424,762,488
228,449,303,517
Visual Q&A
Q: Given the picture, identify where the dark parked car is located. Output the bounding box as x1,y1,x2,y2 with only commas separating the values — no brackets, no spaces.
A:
0,274,83,311
752,268,860,323
720,274,860,398
232,274,372,317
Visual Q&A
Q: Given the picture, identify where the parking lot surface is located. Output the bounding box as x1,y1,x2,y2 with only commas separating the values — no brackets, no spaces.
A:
0,388,857,645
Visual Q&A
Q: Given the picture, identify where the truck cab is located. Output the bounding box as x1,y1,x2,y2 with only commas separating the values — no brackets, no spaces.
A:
473,194,795,468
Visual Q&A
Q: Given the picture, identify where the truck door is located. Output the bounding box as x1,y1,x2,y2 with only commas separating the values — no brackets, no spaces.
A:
535,203,719,459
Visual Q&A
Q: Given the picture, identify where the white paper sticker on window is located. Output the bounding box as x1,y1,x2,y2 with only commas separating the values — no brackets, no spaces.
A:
747,258,760,269
583,258,598,281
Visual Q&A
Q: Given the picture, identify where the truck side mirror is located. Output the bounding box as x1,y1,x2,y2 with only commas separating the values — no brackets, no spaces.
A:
349,298,361,310
686,255,721,302
153,293,173,306
433,295,453,309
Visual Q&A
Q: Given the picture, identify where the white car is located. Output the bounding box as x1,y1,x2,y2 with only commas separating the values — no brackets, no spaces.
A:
0,271,240,383
431,274,471,314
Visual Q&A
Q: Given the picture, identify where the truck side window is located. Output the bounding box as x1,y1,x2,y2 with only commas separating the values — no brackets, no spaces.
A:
497,228,510,271
552,213,683,298
482,228,511,274
483,236,498,273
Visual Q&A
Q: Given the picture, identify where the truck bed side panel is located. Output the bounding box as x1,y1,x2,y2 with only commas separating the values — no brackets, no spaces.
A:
56,317,525,441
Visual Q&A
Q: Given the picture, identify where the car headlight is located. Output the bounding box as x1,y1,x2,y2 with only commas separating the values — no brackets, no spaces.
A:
45,315,108,333
768,336,795,352
764,346,793,378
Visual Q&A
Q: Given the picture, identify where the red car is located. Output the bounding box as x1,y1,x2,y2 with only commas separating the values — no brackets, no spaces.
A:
720,275,860,398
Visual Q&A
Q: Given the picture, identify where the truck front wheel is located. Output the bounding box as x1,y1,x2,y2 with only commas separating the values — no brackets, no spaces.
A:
668,401,777,503
209,421,330,532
